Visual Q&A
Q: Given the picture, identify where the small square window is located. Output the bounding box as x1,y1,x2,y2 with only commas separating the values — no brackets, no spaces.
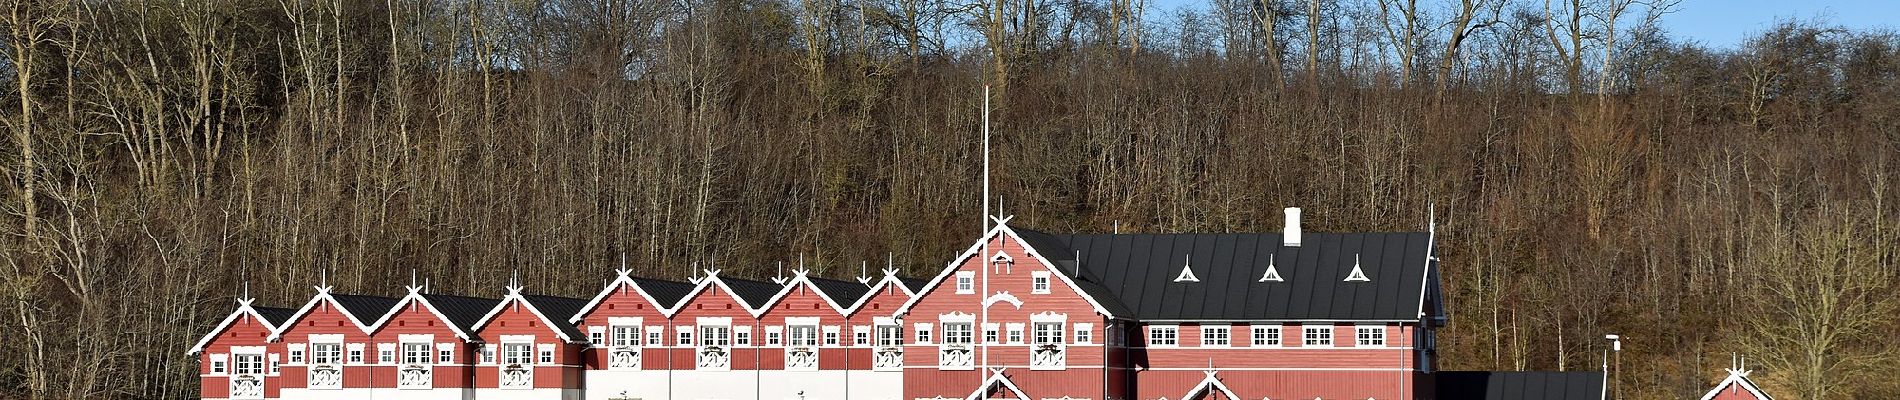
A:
647,329,663,346
439,348,454,363
379,349,394,364
736,330,752,346
824,331,840,346
854,331,869,346
1031,271,1051,294
1074,325,1093,344
481,345,496,364
538,349,554,364
288,347,305,364
211,359,227,374
590,331,604,346
1007,327,1024,344
955,271,975,294
915,325,933,344
348,350,364,364
767,330,783,346
984,327,999,344
678,330,693,346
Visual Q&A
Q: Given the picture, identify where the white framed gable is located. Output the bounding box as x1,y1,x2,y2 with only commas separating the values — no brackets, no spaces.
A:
569,268,688,324
188,297,276,355
267,286,379,341
894,221,1118,319
366,285,476,341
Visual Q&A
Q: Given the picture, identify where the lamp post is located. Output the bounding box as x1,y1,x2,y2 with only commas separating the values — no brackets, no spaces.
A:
1603,334,1621,400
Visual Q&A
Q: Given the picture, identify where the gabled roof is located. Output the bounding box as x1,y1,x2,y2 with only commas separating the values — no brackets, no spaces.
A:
189,298,288,355
1436,371,1607,400
472,286,590,344
808,277,873,307
896,221,1125,319
719,277,785,309
256,306,297,327
366,287,501,342
965,369,1031,400
899,277,930,293
330,294,402,324
1699,369,1774,400
419,294,502,335
631,277,697,308
1012,225,1436,321
269,288,400,340
568,269,698,324
1181,370,1241,400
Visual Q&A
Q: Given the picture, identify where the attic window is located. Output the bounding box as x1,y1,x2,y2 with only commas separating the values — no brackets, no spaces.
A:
1173,255,1200,283
1344,254,1370,282
1031,271,1051,294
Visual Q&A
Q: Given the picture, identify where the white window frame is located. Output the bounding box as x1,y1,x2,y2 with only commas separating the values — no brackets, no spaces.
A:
402,342,432,365
678,328,693,346
537,344,555,365
209,354,228,375
823,326,841,347
955,271,975,294
611,324,642,347
346,344,365,365
437,344,455,363
1200,325,1231,347
766,326,785,346
983,323,1000,344
914,323,934,344
1148,325,1179,347
1073,323,1093,344
378,344,395,364
735,326,753,346
1033,322,1065,345
1251,325,1283,347
1356,325,1387,347
877,324,904,347
942,322,974,345
645,326,663,346
853,326,871,346
287,344,305,364
1303,325,1334,347
1030,271,1051,294
789,325,819,347
1006,323,1025,344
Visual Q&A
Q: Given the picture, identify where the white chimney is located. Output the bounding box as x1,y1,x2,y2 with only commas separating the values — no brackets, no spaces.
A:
1283,207,1303,247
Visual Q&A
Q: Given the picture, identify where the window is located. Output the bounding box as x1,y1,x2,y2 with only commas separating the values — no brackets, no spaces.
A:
538,346,554,364
210,356,227,374
877,325,903,346
1007,326,1024,344
348,349,364,364
854,330,870,346
1034,322,1064,345
789,325,818,347
1356,325,1386,347
678,329,693,346
235,354,264,375
1148,326,1179,347
735,329,752,346
312,343,341,365
824,329,840,346
1031,271,1051,294
480,345,496,364
612,325,641,347
1200,325,1231,347
438,347,454,363
589,330,604,346
1074,324,1093,344
502,343,532,366
288,345,305,364
1252,326,1282,347
403,343,431,365
955,272,975,294
983,325,999,344
1304,326,1333,346
646,328,663,346
942,322,974,345
767,330,784,346
915,324,933,344
701,325,731,347
270,356,280,374
379,349,394,364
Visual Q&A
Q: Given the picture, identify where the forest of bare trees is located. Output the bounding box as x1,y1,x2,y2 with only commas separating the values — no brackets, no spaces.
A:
3,0,1897,398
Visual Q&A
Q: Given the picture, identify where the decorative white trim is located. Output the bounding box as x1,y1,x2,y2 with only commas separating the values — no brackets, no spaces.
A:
964,368,1031,400
267,287,381,341
1030,271,1052,294
1259,254,1285,282
471,290,584,343
1699,368,1775,400
1174,255,1201,282
893,224,1119,318
1182,370,1243,400
570,268,685,323
368,287,476,342
188,298,276,355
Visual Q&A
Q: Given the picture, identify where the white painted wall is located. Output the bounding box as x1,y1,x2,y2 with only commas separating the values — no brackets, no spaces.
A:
583,370,672,400
472,388,581,400
366,388,475,400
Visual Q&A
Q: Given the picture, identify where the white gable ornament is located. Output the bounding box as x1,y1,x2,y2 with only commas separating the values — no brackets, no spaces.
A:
1258,254,1284,282
1344,254,1370,282
1174,254,1201,283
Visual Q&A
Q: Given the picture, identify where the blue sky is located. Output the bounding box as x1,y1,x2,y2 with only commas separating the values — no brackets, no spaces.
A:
1147,0,1895,50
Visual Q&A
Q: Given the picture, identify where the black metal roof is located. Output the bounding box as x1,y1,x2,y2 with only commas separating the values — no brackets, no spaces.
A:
1436,371,1607,400
522,295,589,341
721,277,787,309
421,294,501,335
808,277,874,307
899,277,930,294
255,306,297,327
331,294,401,324
1011,225,1435,321
629,277,697,309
